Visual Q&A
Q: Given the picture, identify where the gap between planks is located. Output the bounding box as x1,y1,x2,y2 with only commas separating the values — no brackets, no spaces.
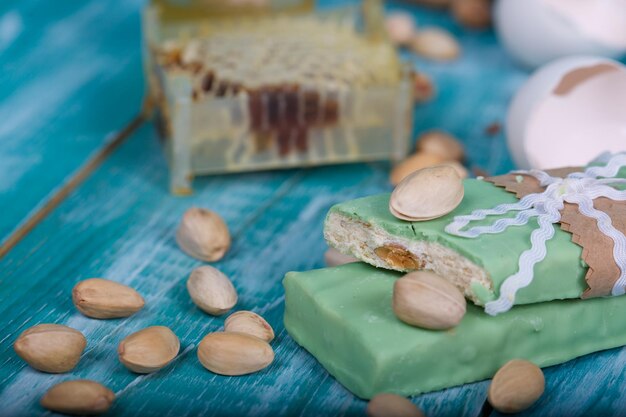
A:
0,113,146,260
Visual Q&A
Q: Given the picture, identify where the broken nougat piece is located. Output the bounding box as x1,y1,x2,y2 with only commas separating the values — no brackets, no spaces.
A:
324,178,589,307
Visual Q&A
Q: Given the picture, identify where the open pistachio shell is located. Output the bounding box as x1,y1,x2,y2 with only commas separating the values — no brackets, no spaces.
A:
389,165,464,222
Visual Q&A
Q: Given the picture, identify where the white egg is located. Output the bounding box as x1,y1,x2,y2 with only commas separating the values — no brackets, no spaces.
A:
494,0,626,69
507,56,626,170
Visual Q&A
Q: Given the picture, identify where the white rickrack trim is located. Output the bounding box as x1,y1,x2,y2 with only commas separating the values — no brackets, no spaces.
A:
445,153,626,316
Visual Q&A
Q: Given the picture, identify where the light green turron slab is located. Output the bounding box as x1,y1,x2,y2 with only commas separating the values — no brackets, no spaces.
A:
324,178,589,307
283,262,626,399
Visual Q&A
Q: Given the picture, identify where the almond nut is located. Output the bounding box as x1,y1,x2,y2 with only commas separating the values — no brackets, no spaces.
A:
225,311,275,342
176,207,231,262
415,130,464,162
72,278,145,319
367,393,425,417
118,326,180,373
197,332,274,376
488,359,545,413
411,28,460,61
374,245,422,270
390,165,464,221
393,271,466,330
187,266,238,315
14,324,86,373
41,380,115,415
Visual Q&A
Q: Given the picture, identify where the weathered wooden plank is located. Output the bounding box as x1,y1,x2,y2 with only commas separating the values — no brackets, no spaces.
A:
6,2,624,416
0,125,486,416
0,0,144,242
489,347,626,417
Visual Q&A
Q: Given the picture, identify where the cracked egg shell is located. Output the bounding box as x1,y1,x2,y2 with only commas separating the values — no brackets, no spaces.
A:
507,56,626,170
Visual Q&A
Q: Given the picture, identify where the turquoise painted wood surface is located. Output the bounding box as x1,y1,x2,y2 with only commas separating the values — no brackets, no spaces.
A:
1,1,625,416
0,0,144,242
0,124,490,417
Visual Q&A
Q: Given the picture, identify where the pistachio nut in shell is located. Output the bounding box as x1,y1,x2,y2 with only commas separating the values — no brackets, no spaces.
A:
176,207,231,262
324,247,359,267
197,331,274,376
411,27,460,61
118,326,180,373
367,393,425,417
187,265,238,316
390,152,447,186
393,271,466,330
385,12,417,46
389,165,464,221
41,380,115,415
224,311,275,342
14,324,86,373
488,359,545,413
72,278,145,319
415,130,464,162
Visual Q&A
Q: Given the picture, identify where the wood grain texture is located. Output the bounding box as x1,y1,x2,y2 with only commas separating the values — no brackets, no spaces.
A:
2,1,625,416
0,125,488,417
0,0,144,243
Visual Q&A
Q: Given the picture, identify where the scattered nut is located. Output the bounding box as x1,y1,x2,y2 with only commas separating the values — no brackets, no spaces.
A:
411,72,436,103
176,207,231,262
324,247,359,267
488,359,545,413
411,28,460,61
118,326,180,373
367,393,425,417
442,161,469,179
451,0,491,29
225,311,275,342
187,266,238,315
393,271,466,330
41,380,115,416
415,130,464,162
14,324,86,373
385,12,417,46
389,165,464,221
390,153,447,186
72,278,145,319
197,332,274,376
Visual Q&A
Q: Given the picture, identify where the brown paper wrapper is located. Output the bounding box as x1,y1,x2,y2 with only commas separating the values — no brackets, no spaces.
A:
485,167,625,298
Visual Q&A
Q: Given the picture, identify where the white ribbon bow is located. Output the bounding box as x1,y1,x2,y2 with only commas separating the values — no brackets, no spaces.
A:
445,154,626,316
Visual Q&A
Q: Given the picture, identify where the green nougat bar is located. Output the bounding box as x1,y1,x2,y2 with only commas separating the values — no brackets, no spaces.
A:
283,263,626,399
324,178,591,307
